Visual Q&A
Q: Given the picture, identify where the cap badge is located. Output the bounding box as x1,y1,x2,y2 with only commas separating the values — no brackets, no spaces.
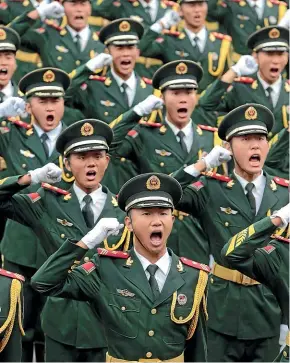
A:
146,175,161,190
43,70,55,83
0,28,6,40
81,122,94,136
119,21,131,32
175,62,188,75
245,106,258,120
269,28,280,39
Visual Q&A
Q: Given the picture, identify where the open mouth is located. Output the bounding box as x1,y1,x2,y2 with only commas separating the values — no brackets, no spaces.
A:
150,231,163,245
249,154,261,166
270,67,279,76
75,15,84,20
86,170,96,181
177,107,188,118
46,115,54,122
120,60,132,67
0,68,8,76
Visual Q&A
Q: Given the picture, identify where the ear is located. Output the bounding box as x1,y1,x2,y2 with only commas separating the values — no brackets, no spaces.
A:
125,216,133,232
64,157,71,171
26,101,32,115
136,47,140,58
252,51,258,62
223,141,232,153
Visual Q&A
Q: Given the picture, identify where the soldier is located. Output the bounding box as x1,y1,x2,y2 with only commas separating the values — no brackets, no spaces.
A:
0,119,128,362
9,0,104,73
139,0,232,93
221,204,290,361
31,172,209,362
0,269,25,362
198,25,289,137
171,103,289,361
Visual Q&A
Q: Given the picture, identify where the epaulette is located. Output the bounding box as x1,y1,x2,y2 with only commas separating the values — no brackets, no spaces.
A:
211,32,232,41
198,124,218,132
0,268,25,282
162,0,176,6
138,121,162,127
180,257,211,272
234,77,255,84
273,235,290,243
7,117,32,130
162,29,180,37
202,171,232,182
89,75,106,82
45,19,62,31
142,77,152,85
97,248,129,258
27,192,41,203
273,177,289,187
41,183,70,195
0,2,8,9
269,0,286,5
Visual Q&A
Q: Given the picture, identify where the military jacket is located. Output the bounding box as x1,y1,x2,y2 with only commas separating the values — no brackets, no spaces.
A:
9,12,104,73
31,243,209,361
198,74,290,137
139,29,232,93
171,167,289,339
0,175,128,348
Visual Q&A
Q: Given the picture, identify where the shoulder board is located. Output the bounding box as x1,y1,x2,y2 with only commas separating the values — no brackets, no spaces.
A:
202,171,232,182
45,19,62,31
162,0,176,6
234,77,254,84
7,117,32,130
269,0,285,5
41,183,70,195
89,75,106,82
211,32,232,41
27,192,41,203
162,29,180,37
180,257,210,272
273,235,290,243
81,261,96,273
0,268,25,282
198,124,218,132
0,2,8,9
138,121,162,128
273,177,289,187
127,129,139,138
97,248,129,259
142,77,152,85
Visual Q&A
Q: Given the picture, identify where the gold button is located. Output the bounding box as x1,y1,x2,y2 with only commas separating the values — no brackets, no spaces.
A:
179,215,184,221
210,277,214,283
1,121,6,126
57,56,62,61
112,244,116,248
146,352,152,358
240,24,244,28
160,162,164,167
268,132,273,138
61,233,65,238
22,164,26,168
121,306,126,311
151,308,157,315
179,316,183,320
121,157,126,162
104,111,109,116
256,25,261,30
225,222,229,227
66,173,71,177
283,351,287,358
37,62,42,68
84,257,90,262
148,330,154,337
76,60,81,66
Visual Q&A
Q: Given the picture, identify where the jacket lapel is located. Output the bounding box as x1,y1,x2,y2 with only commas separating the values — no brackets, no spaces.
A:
158,124,187,162
95,187,118,223
59,28,80,59
274,80,288,112
255,173,279,221
24,127,47,164
103,70,128,108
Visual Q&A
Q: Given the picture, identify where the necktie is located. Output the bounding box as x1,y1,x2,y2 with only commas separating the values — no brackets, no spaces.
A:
266,86,274,109
147,264,159,300
252,1,260,18
75,34,82,52
121,83,129,107
40,133,49,158
0,91,5,103
82,195,94,228
245,183,256,215
177,130,188,155
193,36,201,56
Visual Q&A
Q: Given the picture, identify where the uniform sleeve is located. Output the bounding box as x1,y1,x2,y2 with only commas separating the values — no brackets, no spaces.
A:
265,129,289,177
198,79,234,112
139,29,165,60
31,239,101,302
109,109,141,145
91,0,118,20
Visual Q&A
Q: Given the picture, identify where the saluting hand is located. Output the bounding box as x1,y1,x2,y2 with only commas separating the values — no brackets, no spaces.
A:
202,145,232,170
151,10,180,33
37,1,64,19
86,53,113,72
133,95,164,117
0,97,27,118
29,163,62,185
231,55,258,77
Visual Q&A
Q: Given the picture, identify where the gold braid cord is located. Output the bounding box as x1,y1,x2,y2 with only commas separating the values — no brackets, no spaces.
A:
0,279,25,353
282,105,288,129
208,38,231,77
104,227,131,251
170,270,208,340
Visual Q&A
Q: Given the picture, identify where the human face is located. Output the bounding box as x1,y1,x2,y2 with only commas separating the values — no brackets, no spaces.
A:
64,0,91,31
26,97,64,132
65,150,109,193
163,89,197,128
230,134,269,181
109,45,140,80
0,51,16,88
125,208,174,263
180,2,208,32
254,51,289,84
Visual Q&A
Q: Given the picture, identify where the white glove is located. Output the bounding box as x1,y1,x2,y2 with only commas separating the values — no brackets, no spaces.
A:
271,203,290,227
231,55,258,77
279,9,290,29
86,53,113,72
279,324,289,346
82,218,124,249
202,145,232,170
0,97,27,118
37,1,64,20
28,163,62,185
133,95,164,116
151,10,180,33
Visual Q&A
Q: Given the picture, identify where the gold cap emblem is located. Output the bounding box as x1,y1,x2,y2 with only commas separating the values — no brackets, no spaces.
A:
245,106,258,120
269,28,280,39
81,122,94,136
43,70,55,83
146,175,161,190
119,21,131,32
0,29,6,41
176,62,188,75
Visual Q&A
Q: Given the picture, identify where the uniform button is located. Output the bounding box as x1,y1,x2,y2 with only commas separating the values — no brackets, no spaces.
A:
256,25,261,29
283,351,287,358
84,257,90,262
179,215,184,221
179,316,183,320
148,330,154,337
151,308,157,314
104,112,109,116
121,157,126,162
37,62,42,68
160,162,164,167
210,277,214,284
76,60,81,66
146,352,152,358
57,56,62,61
61,233,65,238
240,24,244,28
121,306,126,311
1,121,6,126
22,164,26,168
225,222,229,227
268,132,273,138
112,244,116,248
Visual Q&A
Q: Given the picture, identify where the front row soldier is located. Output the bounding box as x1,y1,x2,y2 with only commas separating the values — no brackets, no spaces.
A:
221,204,290,361
31,173,209,362
0,120,128,361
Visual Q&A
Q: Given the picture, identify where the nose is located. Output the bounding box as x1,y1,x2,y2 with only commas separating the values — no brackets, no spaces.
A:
86,156,97,166
152,216,162,226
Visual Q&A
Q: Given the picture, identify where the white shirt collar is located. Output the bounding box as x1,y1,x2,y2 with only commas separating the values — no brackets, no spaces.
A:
111,66,136,90
234,170,265,192
73,182,104,206
1,81,14,99
134,247,171,276
184,26,207,51
33,121,63,142
165,118,193,138
66,25,90,40
257,72,282,94
246,0,264,8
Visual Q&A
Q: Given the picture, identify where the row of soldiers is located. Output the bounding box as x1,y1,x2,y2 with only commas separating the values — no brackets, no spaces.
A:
0,0,289,361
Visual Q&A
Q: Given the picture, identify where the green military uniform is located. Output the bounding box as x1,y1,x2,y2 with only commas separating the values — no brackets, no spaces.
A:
172,104,289,361
0,119,130,361
221,216,290,362
31,172,209,362
0,269,25,362
207,0,287,60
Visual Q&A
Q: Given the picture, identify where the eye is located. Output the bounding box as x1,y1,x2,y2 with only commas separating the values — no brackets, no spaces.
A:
142,212,150,216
